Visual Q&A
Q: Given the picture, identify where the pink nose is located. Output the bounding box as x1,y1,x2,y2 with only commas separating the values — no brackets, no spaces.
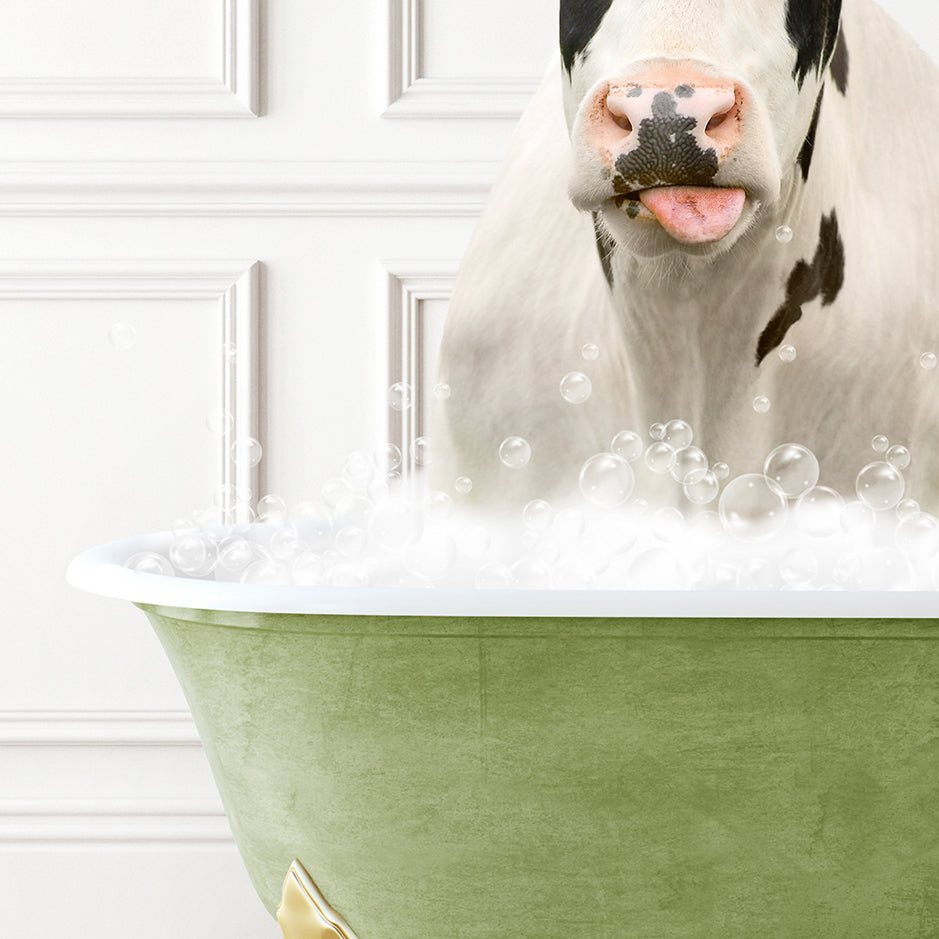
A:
585,69,745,180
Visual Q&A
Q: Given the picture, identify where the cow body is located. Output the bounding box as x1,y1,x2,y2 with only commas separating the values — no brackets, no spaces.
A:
435,0,939,514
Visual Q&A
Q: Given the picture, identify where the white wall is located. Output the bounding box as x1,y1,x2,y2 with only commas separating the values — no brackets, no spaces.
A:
0,1,932,937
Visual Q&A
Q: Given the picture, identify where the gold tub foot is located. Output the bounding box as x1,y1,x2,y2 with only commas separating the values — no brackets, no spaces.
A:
276,859,359,939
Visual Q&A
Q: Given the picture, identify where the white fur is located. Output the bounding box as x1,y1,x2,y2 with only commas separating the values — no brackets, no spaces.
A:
435,0,939,513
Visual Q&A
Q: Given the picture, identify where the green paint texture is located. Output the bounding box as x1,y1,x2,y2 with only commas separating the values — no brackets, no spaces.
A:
139,604,939,937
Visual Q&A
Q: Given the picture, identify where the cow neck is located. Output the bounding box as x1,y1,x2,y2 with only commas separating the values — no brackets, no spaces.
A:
605,182,808,433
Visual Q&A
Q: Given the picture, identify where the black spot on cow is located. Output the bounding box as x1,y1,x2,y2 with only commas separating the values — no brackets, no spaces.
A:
829,26,849,95
560,0,614,75
592,212,616,288
786,0,842,90
674,84,694,98
797,86,824,182
613,92,718,191
756,210,845,365
626,85,642,98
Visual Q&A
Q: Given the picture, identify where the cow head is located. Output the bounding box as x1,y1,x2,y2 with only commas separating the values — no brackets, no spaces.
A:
562,0,843,260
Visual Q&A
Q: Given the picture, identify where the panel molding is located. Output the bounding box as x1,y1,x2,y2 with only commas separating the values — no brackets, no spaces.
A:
0,161,496,216
385,0,538,118
382,260,458,479
0,799,231,846
0,259,260,518
0,709,199,746
0,0,258,117
0,710,229,846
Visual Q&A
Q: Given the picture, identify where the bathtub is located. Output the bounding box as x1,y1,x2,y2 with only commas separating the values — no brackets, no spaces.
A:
68,531,939,938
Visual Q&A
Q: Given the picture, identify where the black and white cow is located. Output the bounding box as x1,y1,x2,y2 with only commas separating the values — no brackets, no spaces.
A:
435,0,939,513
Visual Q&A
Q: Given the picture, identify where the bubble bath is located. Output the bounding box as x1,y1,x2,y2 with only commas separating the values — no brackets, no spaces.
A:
121,417,939,592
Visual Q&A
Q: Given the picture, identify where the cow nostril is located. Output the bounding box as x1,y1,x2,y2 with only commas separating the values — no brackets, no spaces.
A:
706,111,728,133
611,113,633,133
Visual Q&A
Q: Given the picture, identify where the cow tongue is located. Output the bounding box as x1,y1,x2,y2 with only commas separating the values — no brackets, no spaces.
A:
638,186,746,244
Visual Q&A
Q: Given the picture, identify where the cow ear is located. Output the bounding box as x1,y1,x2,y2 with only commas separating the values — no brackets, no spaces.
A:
786,0,842,90
560,0,615,75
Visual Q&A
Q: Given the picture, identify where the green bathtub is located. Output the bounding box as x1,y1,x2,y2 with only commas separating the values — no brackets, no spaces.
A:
70,535,939,937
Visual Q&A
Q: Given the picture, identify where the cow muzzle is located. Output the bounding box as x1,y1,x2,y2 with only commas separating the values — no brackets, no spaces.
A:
570,65,751,245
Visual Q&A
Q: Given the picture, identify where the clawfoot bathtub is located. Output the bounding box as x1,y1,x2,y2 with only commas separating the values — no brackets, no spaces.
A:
68,533,939,937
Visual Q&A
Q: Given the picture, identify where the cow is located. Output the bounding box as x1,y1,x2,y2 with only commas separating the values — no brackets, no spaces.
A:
433,0,939,518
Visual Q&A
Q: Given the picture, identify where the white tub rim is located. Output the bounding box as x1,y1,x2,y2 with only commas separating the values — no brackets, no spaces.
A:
66,531,939,619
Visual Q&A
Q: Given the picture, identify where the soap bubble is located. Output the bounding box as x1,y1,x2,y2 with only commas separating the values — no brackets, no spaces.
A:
551,508,586,541
663,419,693,449
683,468,719,505
454,476,473,494
342,450,374,488
334,494,372,523
896,498,920,521
288,501,333,550
125,551,174,576
795,486,844,537
257,493,287,522
321,478,353,510
388,382,413,411
511,558,552,588
217,537,254,572
475,562,513,589
375,443,402,473
270,525,305,560
522,499,553,531
408,527,457,579
840,500,876,537
169,532,212,574
560,371,592,404
628,548,686,589
858,549,913,590
886,444,911,470
669,446,707,483
292,551,326,586
711,462,730,480
499,436,531,469
581,342,600,361
611,430,643,462
752,395,771,413
779,548,818,586
778,344,797,362
410,436,432,466
775,225,793,243
579,452,635,507
651,506,684,542
920,352,937,370
434,381,451,400
737,557,781,590
422,490,453,522
331,564,369,588
895,512,939,558
719,474,788,541
241,559,290,585
231,437,262,467
644,441,675,474
458,523,490,561
369,499,422,551
763,444,820,499
206,408,234,437
855,461,905,510
171,516,199,536
871,435,889,453
335,525,367,559
108,322,136,350
649,422,666,440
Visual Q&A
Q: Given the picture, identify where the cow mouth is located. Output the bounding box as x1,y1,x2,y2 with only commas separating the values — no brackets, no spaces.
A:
614,185,746,244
